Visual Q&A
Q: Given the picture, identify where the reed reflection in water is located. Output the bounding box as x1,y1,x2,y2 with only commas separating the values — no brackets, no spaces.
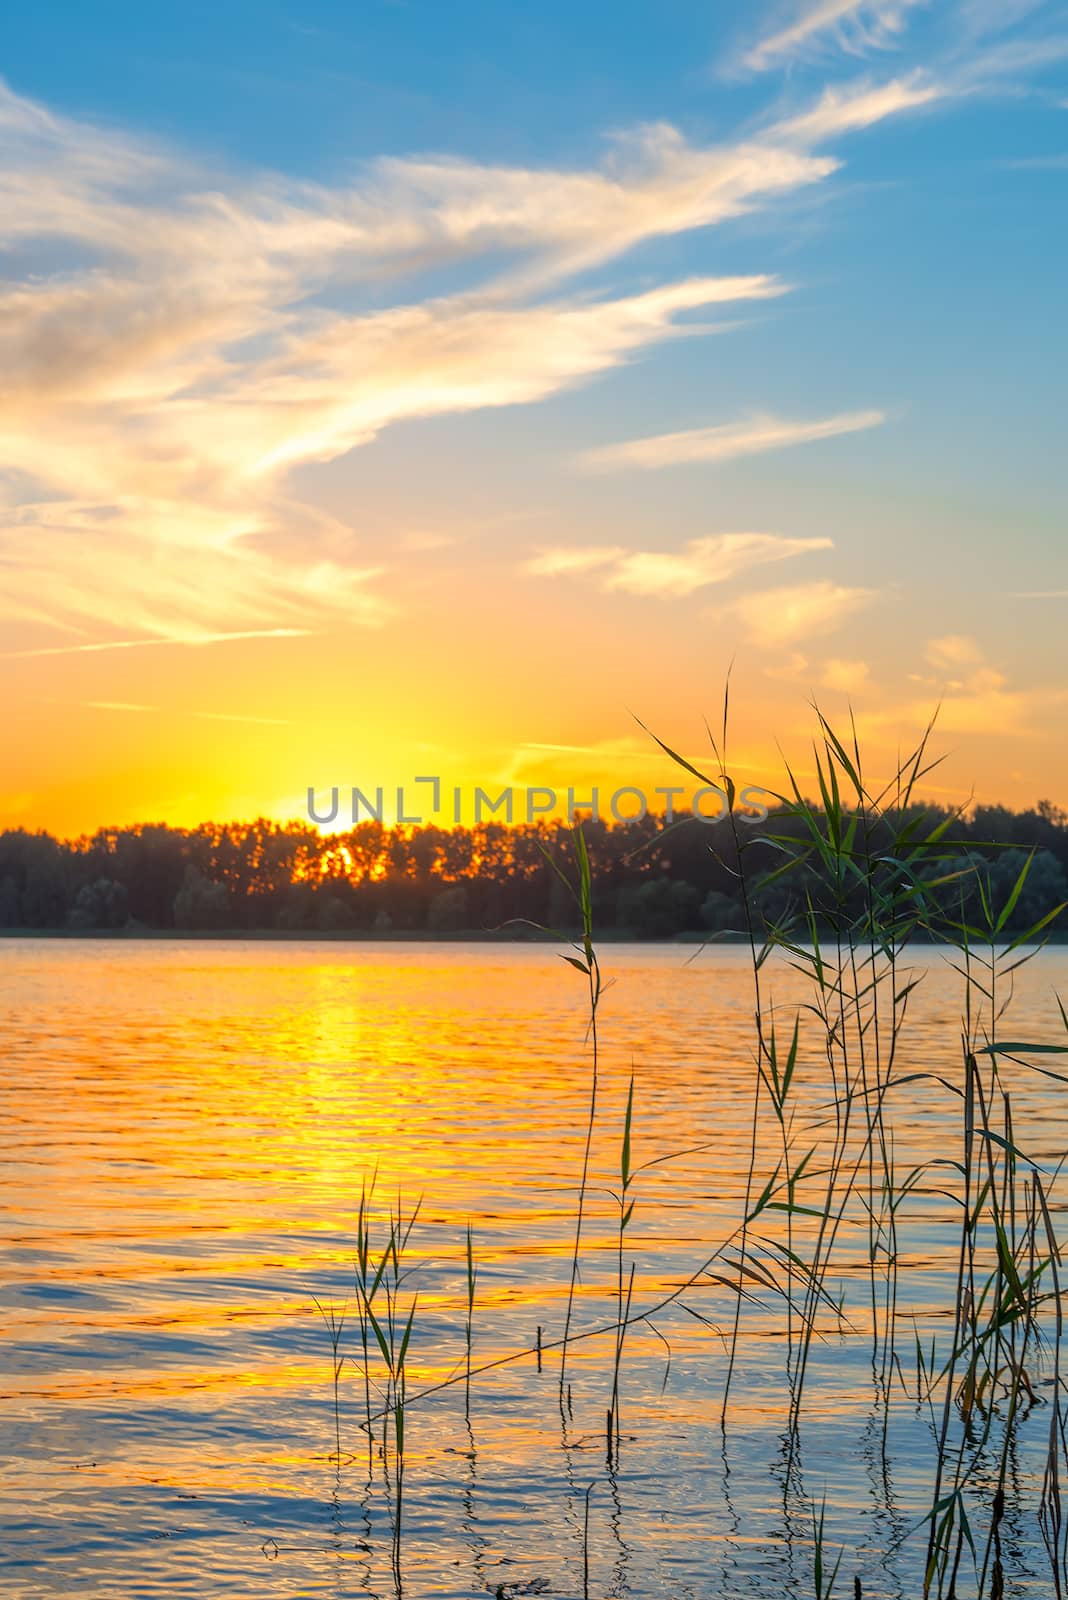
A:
2,938,1068,1597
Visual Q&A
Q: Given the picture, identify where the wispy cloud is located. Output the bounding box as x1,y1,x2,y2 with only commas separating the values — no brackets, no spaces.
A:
921,634,1009,696
742,1,928,73
950,32,1068,91
238,276,775,479
192,710,294,727
821,656,872,690
580,409,885,473
0,65,949,647
606,534,833,596
732,579,876,646
84,700,157,713
498,733,696,789
1,628,312,659
999,152,1068,169
927,634,984,670
774,73,941,139
523,546,627,578
858,637,1068,739
67,698,292,726
525,532,832,597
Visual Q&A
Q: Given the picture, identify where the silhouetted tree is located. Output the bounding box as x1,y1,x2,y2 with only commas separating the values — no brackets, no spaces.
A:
68,878,129,930
427,886,469,932
1,800,1066,937
173,867,231,930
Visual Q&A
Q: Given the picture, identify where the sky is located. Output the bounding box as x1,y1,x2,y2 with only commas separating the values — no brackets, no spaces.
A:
2,0,1067,836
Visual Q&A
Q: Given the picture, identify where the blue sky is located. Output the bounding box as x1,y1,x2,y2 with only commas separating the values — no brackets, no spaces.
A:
2,1,1067,829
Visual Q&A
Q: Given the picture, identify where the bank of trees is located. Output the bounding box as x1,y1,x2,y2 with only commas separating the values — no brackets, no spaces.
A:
0,801,1066,938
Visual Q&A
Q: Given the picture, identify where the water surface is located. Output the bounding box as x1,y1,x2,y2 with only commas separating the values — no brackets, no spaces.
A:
3,940,1067,1598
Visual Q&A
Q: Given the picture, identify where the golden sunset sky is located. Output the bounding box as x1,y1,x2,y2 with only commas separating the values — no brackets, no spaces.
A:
3,2,1066,835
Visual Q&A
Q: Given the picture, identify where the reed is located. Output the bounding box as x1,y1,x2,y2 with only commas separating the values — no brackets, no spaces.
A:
311,1293,347,1464
811,1494,845,1598
607,1072,635,1466
306,706,1067,1598
349,1197,421,1594
548,822,603,1402
464,1221,476,1414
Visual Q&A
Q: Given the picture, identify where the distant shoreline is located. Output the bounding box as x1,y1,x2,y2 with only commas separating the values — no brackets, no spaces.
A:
2,927,1065,946
0,925,737,944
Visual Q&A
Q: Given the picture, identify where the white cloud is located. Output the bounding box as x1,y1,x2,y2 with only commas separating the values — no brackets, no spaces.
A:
859,684,1068,739
237,277,777,480
0,67,945,646
78,698,292,726
741,0,927,71
926,634,984,669
605,533,833,596
580,409,885,472
774,73,942,140
1,628,313,660
857,638,1063,741
371,126,834,290
732,579,876,646
0,271,780,638
762,650,811,681
950,33,1068,92
821,656,872,690
523,546,627,578
526,532,832,597
743,1,929,72
84,700,157,713
923,635,1009,695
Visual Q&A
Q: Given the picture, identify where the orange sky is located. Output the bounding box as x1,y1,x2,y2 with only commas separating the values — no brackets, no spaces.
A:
3,22,1067,838
7,612,1064,838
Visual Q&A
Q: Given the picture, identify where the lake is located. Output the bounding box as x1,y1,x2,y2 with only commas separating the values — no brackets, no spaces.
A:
3,939,1067,1598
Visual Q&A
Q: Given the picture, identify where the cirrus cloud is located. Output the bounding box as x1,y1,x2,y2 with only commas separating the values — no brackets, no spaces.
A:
742,1,930,74
0,67,941,647
525,532,833,597
580,409,886,473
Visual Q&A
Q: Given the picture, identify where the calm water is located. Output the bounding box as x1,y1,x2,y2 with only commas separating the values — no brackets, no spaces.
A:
2,939,1067,1599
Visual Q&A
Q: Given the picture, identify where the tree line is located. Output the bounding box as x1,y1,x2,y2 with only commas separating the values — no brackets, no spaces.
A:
1,800,1066,938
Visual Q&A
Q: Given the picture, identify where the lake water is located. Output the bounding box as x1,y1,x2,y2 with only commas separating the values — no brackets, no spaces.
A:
2,939,1067,1599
